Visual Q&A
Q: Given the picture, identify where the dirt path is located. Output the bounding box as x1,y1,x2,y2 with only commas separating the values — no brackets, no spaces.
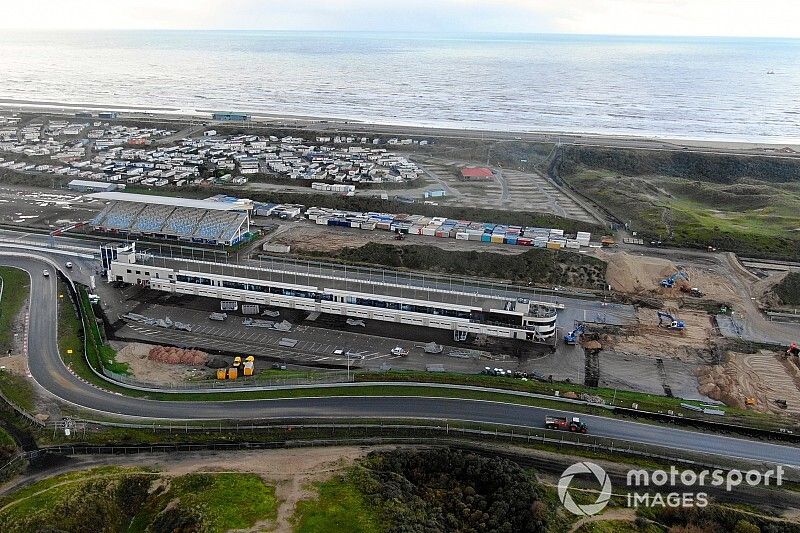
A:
0,446,380,532
568,507,640,532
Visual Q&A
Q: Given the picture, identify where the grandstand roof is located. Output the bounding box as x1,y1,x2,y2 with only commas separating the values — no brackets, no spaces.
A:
89,192,252,212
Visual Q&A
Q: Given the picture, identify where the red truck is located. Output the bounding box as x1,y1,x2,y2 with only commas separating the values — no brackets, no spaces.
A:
545,415,588,433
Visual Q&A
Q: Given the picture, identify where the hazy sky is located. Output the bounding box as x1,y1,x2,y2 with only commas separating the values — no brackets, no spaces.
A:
2,0,799,38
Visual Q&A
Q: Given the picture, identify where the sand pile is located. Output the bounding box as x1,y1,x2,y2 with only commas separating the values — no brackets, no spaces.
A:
148,346,208,366
604,251,676,294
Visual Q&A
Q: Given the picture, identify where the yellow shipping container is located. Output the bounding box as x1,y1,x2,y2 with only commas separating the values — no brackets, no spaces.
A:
490,235,504,244
546,242,562,250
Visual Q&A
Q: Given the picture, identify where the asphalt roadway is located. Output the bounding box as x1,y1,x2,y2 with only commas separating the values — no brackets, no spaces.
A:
1,252,800,468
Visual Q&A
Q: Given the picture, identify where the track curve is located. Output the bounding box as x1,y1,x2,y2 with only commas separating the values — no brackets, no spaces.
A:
1,253,799,467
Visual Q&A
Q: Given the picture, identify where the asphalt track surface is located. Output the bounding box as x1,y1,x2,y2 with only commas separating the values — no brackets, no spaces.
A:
2,253,799,468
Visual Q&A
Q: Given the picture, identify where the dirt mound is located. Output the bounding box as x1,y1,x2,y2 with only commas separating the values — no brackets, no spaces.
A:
695,351,800,415
604,251,676,294
148,346,208,366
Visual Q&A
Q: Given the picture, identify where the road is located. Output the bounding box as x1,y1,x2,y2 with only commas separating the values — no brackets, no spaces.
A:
1,253,799,467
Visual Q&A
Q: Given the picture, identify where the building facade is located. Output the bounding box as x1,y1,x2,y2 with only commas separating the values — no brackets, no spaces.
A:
106,244,559,343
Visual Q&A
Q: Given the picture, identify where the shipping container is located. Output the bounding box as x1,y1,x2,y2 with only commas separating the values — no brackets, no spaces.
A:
481,234,492,242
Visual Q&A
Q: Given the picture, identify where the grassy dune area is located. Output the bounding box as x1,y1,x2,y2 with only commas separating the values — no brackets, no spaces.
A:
565,169,800,259
559,146,800,259
0,467,278,533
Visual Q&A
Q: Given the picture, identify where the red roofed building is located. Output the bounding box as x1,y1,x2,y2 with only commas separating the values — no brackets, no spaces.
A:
460,167,494,180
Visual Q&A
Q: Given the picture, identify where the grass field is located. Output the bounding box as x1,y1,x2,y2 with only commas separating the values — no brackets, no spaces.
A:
565,169,800,259
0,371,35,412
293,474,384,533
0,267,29,356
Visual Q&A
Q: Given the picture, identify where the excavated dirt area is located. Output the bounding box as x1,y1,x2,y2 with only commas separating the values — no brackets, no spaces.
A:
607,308,714,363
696,351,800,415
600,249,745,306
603,251,676,294
112,342,210,385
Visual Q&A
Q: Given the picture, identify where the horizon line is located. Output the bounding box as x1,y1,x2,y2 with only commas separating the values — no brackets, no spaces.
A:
1,28,800,40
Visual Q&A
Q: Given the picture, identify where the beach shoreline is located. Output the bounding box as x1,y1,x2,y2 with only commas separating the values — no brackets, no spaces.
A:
1,98,798,154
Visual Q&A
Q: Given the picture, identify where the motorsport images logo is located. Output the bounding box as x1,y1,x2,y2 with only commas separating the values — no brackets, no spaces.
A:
557,461,612,516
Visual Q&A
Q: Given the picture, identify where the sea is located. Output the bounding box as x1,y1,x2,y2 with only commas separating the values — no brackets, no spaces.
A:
0,31,799,143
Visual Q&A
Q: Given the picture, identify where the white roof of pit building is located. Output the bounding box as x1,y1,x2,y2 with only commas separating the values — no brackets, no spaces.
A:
88,192,253,211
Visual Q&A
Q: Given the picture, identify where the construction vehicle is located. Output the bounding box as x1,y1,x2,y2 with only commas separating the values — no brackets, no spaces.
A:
660,271,689,288
545,415,588,433
680,286,704,298
657,311,686,331
600,236,616,247
243,358,255,377
227,367,238,380
216,369,227,380
232,356,242,370
563,323,585,345
394,233,405,241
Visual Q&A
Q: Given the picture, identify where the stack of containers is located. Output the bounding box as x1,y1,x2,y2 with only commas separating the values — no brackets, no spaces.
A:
491,224,506,244
530,227,550,248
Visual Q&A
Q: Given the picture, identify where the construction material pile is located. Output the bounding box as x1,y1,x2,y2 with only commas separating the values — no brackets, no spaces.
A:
148,346,208,366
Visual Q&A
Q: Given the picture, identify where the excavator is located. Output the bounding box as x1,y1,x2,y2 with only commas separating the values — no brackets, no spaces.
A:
660,271,689,288
563,323,585,345
657,311,686,331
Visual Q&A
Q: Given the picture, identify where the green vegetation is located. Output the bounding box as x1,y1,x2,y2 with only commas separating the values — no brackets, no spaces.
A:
574,520,663,533
131,472,278,533
349,448,571,533
0,466,278,533
0,267,29,356
0,371,35,412
77,287,129,375
57,282,129,382
57,280,89,376
0,466,155,533
294,474,383,533
560,152,800,259
306,242,608,289
773,272,800,306
637,503,800,533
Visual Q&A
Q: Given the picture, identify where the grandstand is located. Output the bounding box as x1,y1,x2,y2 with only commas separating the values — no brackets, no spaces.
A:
89,192,252,246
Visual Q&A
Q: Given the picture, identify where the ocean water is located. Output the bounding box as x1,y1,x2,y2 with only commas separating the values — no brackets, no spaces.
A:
0,31,799,142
